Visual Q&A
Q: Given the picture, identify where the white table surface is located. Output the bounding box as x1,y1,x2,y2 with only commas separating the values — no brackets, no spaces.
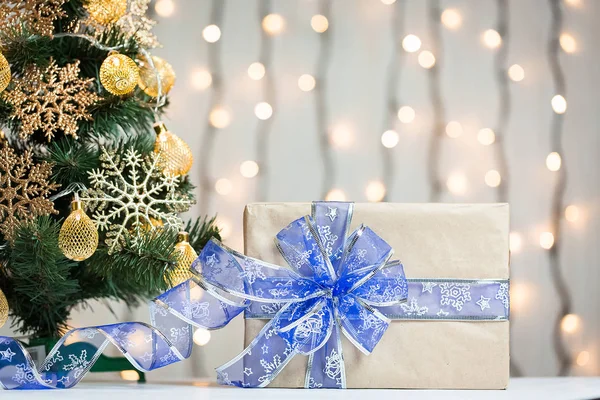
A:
2,378,600,399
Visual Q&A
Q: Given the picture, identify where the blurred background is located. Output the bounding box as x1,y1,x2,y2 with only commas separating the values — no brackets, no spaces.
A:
2,0,599,382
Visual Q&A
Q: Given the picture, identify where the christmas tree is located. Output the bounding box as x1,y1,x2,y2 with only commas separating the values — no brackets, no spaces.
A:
0,0,219,339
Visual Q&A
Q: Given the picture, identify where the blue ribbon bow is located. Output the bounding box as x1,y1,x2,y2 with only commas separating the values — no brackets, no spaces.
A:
193,201,407,388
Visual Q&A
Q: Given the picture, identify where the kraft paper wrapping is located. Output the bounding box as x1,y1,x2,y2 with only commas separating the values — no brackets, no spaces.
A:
243,203,510,389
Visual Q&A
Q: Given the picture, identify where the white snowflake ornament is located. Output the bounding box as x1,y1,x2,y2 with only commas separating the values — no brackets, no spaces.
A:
81,147,194,253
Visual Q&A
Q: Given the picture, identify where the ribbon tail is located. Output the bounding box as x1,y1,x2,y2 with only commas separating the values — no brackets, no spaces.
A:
216,317,297,388
304,323,346,389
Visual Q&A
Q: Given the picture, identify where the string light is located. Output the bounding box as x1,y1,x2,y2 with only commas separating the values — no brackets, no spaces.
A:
262,13,285,35
379,0,405,202
559,33,577,53
209,107,231,129
120,370,140,381
240,160,259,178
248,62,266,80
565,0,582,7
314,0,335,198
546,152,562,171
214,178,232,195
548,0,572,376
441,9,462,30
255,1,278,201
509,232,523,253
540,231,555,249
426,0,447,202
576,351,590,367
482,29,502,49
311,14,329,33
446,172,467,195
491,2,518,375
418,50,436,69
485,170,502,187
191,69,212,91
402,34,421,53
508,64,525,82
381,130,399,148
198,0,226,215
254,102,273,120
477,128,496,145
560,313,580,334
298,74,316,91
365,181,386,202
202,24,221,43
381,0,396,4
564,205,579,222
551,94,567,114
325,189,346,201
397,106,415,123
445,121,462,138
193,328,211,346
154,0,175,18
330,125,353,149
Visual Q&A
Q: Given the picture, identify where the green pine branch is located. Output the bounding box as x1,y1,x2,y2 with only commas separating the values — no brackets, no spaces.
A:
4,216,79,338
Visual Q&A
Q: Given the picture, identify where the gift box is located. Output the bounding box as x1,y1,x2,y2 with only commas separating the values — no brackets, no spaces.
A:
243,202,510,389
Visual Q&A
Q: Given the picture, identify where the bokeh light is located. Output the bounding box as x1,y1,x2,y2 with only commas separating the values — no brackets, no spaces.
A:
154,0,175,17
254,102,273,120
311,14,329,33
539,231,555,249
559,33,577,53
560,313,580,334
477,128,496,145
202,25,221,43
397,106,415,123
402,34,421,53
445,121,462,138
546,152,562,171
298,74,316,91
193,328,211,346
508,64,525,82
441,9,462,30
240,160,259,178
262,14,285,35
325,189,347,201
191,69,212,90
365,181,386,202
381,130,399,148
446,172,467,195
418,51,436,69
485,170,501,188
482,29,502,48
552,94,567,114
215,178,232,196
248,62,266,80
209,107,231,129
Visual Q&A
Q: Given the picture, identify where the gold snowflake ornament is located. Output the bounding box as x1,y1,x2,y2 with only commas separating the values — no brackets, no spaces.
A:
3,60,100,142
117,0,160,48
0,146,60,243
81,147,193,254
0,0,68,37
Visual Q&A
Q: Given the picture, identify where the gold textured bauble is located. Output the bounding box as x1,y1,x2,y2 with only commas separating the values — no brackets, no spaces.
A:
58,199,99,261
100,53,140,96
0,288,8,329
167,232,198,287
85,0,127,24
0,52,11,93
138,55,176,98
154,122,193,176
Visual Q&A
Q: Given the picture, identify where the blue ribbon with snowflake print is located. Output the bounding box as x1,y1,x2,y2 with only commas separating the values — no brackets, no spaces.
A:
0,201,508,390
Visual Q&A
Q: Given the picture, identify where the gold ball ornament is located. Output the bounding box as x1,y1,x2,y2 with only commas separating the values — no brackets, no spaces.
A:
85,0,127,24
0,289,8,329
138,56,176,98
154,122,193,176
100,53,140,96
59,198,99,261
0,52,11,94
167,231,198,287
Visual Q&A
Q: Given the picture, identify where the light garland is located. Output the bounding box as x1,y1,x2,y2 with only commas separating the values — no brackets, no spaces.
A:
425,0,447,202
547,0,573,376
313,0,335,199
198,0,227,214
254,0,278,200
378,0,405,201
